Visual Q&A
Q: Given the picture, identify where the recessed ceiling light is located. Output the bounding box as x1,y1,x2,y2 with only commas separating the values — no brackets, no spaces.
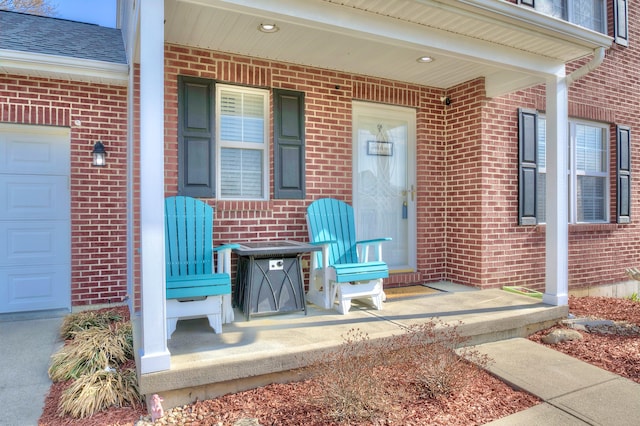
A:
258,23,279,33
416,56,434,63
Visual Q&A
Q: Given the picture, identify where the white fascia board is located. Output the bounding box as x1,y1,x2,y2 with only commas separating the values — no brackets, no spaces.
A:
0,49,129,85
178,0,605,78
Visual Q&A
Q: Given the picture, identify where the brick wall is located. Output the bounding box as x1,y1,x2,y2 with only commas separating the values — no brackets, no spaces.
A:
153,29,640,297
441,0,640,292
6,0,636,311
0,74,129,307
159,44,447,290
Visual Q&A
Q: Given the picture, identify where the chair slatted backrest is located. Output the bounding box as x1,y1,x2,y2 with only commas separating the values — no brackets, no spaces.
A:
165,196,214,278
307,198,359,265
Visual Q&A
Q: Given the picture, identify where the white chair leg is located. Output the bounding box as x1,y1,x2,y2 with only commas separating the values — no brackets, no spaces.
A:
221,294,234,324
207,314,223,334
371,293,384,310
167,318,178,340
336,297,351,315
329,282,340,308
307,273,331,309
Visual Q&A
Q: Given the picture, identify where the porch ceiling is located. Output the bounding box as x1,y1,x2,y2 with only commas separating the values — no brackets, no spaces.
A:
167,0,612,97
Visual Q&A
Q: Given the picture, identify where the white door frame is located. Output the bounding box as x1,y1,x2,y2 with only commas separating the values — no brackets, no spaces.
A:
352,101,417,272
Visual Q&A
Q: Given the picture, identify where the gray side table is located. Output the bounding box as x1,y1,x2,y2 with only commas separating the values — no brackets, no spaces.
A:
233,240,320,320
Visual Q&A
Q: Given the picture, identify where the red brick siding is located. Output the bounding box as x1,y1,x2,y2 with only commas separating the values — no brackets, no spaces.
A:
0,74,129,307
157,44,447,290
150,19,640,297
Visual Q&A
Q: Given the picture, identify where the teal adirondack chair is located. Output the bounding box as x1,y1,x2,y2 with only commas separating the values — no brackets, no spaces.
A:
306,198,391,314
164,196,238,339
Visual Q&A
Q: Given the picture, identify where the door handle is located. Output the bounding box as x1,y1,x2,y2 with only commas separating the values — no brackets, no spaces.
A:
401,185,416,201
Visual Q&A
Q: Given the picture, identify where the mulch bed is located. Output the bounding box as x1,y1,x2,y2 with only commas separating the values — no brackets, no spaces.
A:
38,295,640,425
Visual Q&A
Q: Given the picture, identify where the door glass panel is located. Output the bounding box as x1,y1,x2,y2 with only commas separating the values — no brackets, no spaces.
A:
353,102,416,270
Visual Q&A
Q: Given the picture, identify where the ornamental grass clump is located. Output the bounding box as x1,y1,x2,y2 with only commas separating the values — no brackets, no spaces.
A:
48,308,141,418
59,309,124,340
48,323,132,382
58,368,140,418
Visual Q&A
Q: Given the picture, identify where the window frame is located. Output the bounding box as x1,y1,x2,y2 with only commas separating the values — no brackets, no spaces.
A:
537,116,610,224
215,84,270,201
524,0,607,34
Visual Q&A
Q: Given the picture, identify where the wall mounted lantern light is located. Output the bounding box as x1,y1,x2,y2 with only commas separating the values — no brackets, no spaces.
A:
92,141,106,166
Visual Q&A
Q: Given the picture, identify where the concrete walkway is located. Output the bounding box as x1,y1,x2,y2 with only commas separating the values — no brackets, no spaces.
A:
478,338,640,425
0,313,64,426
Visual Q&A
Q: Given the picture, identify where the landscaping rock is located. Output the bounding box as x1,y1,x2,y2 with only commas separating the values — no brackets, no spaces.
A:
541,329,583,344
234,419,261,426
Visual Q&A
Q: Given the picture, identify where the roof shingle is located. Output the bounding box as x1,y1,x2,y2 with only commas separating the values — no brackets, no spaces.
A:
0,10,126,64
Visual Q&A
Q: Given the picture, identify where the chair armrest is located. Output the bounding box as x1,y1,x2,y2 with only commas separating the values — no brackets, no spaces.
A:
310,239,337,246
214,243,241,252
357,237,392,245
356,237,392,262
213,243,239,273
308,241,332,270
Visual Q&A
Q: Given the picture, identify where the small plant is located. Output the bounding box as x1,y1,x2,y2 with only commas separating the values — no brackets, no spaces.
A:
48,323,133,382
308,320,493,424
627,292,639,302
58,368,141,418
59,309,124,340
394,320,491,399
309,328,389,424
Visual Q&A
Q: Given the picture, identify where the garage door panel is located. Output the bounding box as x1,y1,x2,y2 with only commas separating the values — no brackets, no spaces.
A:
0,125,70,313
0,175,69,220
0,266,70,313
0,128,69,174
0,221,69,266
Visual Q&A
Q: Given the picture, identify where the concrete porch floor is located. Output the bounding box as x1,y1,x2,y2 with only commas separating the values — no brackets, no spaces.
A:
137,285,568,409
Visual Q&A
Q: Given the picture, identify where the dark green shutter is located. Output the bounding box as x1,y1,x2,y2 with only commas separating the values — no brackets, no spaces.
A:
614,0,629,47
274,89,305,199
518,108,538,225
178,76,215,197
617,125,631,224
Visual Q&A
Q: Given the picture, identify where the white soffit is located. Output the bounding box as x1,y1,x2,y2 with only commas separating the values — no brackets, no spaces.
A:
168,0,611,95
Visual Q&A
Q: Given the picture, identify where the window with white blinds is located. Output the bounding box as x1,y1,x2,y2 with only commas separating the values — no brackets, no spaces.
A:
217,85,268,199
530,0,606,34
537,117,609,223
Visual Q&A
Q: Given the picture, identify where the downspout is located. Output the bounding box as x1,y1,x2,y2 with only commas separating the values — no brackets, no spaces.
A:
565,47,606,86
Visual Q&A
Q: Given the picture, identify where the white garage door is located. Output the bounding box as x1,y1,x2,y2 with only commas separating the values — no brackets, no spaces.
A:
0,124,71,313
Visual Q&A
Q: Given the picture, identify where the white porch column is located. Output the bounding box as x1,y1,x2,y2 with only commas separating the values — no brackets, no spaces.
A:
543,73,569,306
139,0,170,374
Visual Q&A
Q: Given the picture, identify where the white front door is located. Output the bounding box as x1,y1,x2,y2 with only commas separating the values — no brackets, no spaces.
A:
0,124,71,313
353,102,416,271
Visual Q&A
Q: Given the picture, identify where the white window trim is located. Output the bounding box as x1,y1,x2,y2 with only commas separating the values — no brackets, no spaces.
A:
538,116,610,224
215,84,270,201
522,0,607,34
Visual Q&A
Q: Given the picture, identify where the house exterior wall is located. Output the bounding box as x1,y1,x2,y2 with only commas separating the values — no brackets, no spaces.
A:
159,44,447,291
5,1,637,312
144,33,639,303
0,74,129,308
